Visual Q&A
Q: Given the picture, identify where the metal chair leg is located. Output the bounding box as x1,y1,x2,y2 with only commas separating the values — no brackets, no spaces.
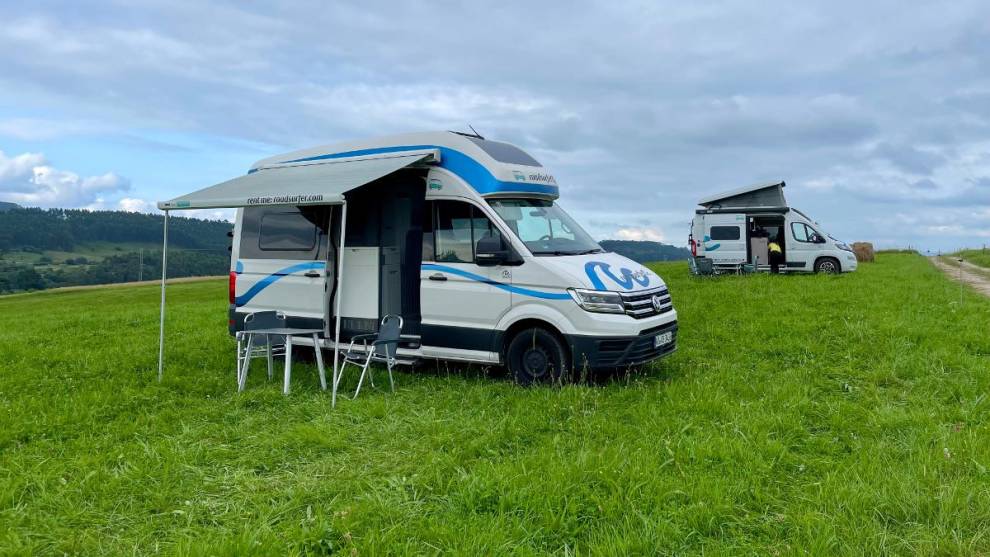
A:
283,336,293,395
387,361,395,393
266,338,274,381
354,356,373,398
238,334,254,392
313,333,327,391
236,335,243,380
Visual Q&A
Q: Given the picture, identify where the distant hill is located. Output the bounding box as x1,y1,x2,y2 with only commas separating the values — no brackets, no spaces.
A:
600,240,690,263
0,208,232,294
0,201,20,212
0,207,230,252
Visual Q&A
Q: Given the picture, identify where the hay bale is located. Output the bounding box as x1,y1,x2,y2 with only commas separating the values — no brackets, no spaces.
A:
852,242,875,263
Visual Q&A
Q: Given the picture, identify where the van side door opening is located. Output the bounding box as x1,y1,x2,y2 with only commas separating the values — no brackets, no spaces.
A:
747,215,786,268
334,169,427,342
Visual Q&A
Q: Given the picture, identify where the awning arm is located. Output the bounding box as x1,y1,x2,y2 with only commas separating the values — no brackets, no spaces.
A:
157,210,169,382
331,201,348,408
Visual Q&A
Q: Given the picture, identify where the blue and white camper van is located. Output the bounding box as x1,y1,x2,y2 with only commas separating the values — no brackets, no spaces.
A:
226,131,678,383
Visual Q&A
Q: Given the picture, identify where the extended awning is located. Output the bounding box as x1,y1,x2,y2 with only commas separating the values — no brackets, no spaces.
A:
154,148,439,407
157,149,439,210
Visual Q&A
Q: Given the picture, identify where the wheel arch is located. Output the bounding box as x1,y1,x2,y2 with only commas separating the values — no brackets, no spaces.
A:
497,318,569,364
814,255,841,273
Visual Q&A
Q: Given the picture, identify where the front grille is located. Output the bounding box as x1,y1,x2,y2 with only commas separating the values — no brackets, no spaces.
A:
593,321,678,367
619,286,673,319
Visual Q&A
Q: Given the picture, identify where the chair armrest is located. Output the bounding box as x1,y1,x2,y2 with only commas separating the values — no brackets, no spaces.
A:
347,333,376,352
370,338,399,347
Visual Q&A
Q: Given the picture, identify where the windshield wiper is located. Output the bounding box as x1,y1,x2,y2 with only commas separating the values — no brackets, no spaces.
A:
531,248,603,256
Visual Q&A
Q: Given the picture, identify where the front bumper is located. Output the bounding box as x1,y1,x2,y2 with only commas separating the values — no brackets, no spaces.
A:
567,320,678,371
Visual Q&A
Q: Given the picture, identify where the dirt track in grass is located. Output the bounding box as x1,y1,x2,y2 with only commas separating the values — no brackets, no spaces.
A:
931,256,990,297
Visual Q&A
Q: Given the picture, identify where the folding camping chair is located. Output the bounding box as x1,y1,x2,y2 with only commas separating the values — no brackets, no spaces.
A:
236,310,286,391
335,314,404,399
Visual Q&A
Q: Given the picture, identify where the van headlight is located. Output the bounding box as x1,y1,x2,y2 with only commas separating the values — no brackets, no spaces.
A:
568,288,625,314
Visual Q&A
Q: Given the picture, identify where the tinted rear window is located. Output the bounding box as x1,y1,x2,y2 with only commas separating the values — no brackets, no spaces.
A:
260,212,317,251
710,226,741,241
239,206,328,259
466,137,541,166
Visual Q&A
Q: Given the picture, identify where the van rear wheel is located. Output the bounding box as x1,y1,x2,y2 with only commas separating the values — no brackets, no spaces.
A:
506,328,569,386
815,257,840,274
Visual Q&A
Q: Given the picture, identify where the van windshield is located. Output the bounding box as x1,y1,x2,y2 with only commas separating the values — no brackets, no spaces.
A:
488,198,603,256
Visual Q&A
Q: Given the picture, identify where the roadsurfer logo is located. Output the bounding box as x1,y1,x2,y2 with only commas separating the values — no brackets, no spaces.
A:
246,194,324,205
584,261,651,291
527,172,557,185
512,170,526,181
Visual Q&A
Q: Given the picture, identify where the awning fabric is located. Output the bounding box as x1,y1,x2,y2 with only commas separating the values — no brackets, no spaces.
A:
157,150,438,210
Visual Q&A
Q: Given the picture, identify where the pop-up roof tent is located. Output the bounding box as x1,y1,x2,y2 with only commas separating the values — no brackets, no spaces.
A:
155,148,440,405
697,180,787,211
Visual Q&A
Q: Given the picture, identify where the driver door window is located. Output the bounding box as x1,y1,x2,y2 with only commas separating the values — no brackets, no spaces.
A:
430,200,502,263
791,222,812,243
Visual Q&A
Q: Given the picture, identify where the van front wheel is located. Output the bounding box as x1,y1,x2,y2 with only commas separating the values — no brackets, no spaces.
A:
815,257,840,274
506,328,569,386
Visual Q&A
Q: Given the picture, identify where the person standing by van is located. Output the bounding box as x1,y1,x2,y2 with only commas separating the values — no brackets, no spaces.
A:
768,235,783,274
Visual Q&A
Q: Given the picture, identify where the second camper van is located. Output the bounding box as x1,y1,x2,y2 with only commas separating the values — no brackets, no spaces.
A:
688,181,857,274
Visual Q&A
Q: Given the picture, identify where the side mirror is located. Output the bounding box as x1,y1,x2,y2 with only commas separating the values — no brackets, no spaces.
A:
812,234,826,244
475,235,508,266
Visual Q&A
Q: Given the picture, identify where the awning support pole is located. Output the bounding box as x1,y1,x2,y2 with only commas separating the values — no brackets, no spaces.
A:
332,201,347,408
157,210,169,382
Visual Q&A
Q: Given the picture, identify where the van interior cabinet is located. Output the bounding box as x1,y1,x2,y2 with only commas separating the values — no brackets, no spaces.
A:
339,247,379,332
750,236,769,265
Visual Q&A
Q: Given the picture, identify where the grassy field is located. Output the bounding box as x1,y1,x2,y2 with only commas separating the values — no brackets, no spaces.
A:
2,254,989,555
953,248,990,270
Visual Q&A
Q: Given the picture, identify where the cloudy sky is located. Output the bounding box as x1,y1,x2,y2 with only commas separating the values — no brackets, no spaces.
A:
1,0,989,251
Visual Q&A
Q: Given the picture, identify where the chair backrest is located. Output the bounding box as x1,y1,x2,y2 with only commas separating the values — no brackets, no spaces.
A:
374,314,403,360
244,311,286,346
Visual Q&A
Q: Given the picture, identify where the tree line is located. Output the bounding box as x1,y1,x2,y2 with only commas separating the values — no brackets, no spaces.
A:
0,207,231,252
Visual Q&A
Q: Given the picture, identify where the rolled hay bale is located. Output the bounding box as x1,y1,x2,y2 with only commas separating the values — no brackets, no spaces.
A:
852,242,875,262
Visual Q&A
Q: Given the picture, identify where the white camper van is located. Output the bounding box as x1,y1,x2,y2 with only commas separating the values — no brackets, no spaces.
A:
219,132,677,383
688,181,857,274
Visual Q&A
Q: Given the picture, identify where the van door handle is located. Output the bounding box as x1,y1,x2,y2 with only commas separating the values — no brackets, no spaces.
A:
304,271,321,278
429,273,447,281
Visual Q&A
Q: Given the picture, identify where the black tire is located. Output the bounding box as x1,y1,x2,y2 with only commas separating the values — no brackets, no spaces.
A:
815,257,840,274
506,328,569,386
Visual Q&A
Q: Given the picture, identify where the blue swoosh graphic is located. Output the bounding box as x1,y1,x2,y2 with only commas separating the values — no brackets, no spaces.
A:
422,263,571,300
235,261,325,307
702,235,720,251
259,145,560,198
584,261,651,291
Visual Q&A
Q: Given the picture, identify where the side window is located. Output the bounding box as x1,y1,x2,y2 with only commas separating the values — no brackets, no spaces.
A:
791,222,809,242
260,212,317,251
710,226,741,241
435,201,474,263
240,207,325,259
422,200,435,261
433,200,504,264
472,213,504,252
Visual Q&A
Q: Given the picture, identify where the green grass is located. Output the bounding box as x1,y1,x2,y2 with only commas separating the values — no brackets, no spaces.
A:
953,248,990,270
2,254,990,555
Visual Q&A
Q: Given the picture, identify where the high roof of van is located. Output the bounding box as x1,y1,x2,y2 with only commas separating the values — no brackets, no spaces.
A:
250,131,560,199
698,180,787,210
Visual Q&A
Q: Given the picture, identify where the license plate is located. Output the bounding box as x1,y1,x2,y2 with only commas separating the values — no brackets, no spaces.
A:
654,331,673,348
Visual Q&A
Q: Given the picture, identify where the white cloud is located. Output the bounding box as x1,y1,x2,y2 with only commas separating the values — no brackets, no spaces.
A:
0,150,130,207
614,227,666,242
117,197,154,212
